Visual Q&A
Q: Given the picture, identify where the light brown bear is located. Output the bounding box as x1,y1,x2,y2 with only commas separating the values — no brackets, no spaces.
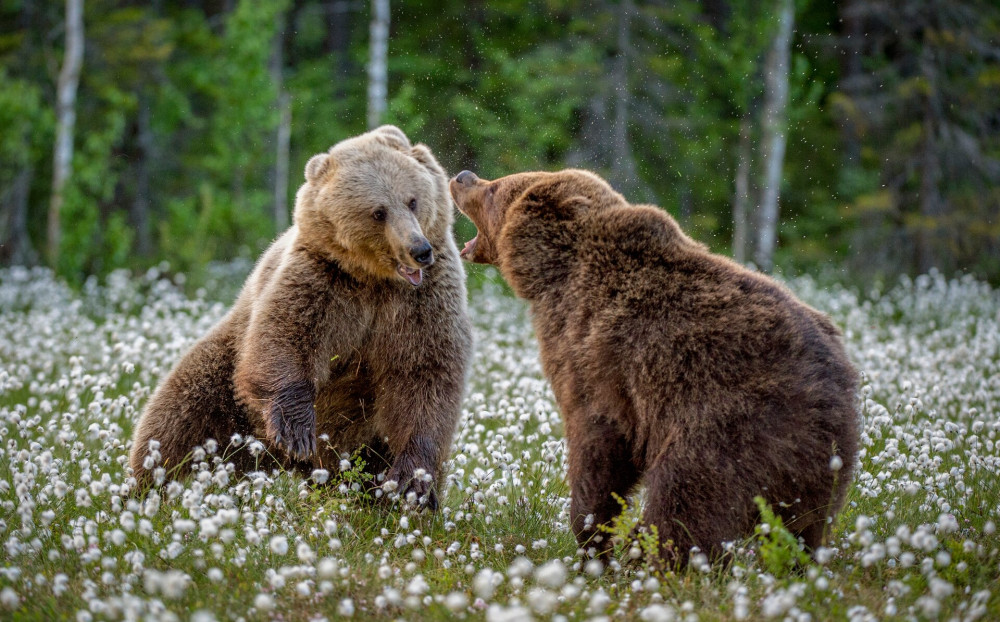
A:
451,168,859,563
129,126,472,508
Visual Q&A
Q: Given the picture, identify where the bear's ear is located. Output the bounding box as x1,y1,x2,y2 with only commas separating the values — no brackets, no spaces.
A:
409,144,446,178
372,125,412,151
304,153,333,183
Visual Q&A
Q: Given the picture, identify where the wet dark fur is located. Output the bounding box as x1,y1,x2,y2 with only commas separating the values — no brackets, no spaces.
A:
451,169,859,563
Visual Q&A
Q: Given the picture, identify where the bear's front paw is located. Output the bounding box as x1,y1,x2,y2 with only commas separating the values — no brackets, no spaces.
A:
265,382,317,461
383,467,438,511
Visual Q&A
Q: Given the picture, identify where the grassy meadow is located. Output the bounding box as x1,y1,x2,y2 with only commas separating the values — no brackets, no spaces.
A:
0,264,998,621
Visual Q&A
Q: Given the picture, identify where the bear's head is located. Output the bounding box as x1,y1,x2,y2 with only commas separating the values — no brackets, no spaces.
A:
450,168,703,300
294,125,453,286
448,168,627,263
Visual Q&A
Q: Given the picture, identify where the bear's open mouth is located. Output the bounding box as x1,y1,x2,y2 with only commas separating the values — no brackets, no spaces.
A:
459,234,478,260
397,264,423,286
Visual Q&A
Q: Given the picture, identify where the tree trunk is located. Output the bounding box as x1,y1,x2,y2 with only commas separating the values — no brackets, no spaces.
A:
48,0,84,267
270,12,291,233
732,114,752,263
1,164,38,266
131,92,153,256
917,47,942,274
367,0,389,129
326,0,353,96
754,0,793,273
609,0,650,201
838,0,864,165
565,94,610,169
275,92,291,233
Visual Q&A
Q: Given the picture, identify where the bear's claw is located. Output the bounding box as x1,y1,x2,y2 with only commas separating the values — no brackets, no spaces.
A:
266,381,317,461
383,468,438,511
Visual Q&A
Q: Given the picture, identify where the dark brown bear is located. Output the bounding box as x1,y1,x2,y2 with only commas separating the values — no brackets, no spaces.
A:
129,126,472,508
450,168,859,563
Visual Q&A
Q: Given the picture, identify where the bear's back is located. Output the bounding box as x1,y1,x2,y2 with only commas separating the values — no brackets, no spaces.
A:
536,203,856,444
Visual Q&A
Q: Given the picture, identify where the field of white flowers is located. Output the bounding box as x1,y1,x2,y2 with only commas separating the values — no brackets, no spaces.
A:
1,263,998,621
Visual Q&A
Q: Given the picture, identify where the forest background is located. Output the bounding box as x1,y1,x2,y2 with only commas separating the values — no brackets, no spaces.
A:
1,0,998,286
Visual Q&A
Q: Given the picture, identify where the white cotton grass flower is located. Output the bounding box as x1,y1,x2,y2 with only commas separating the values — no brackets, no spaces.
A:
587,589,611,615
444,592,469,613
318,557,338,578
295,540,316,564
253,593,275,611
108,529,126,547
639,604,675,622
527,588,558,615
486,604,534,622
507,556,533,579
534,559,567,588
52,574,69,597
337,598,355,617
310,468,330,484
474,569,499,600
295,581,311,598
584,559,604,577
0,587,19,609
406,575,429,596
269,535,289,556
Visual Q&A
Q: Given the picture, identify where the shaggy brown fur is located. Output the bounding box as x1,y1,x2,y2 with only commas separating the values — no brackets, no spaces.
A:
450,168,859,563
129,126,472,507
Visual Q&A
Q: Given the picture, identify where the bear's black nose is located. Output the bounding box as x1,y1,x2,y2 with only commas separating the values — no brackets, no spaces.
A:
455,170,478,186
410,239,434,266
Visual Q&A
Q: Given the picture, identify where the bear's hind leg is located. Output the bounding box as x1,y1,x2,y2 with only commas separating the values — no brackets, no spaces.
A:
567,416,640,557
130,333,257,488
641,445,754,566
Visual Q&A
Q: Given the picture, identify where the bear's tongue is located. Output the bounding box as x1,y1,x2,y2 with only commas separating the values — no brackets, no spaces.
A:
460,235,478,260
397,264,423,286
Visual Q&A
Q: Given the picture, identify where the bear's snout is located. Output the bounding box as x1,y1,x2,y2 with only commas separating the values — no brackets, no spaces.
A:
409,238,434,266
455,170,478,186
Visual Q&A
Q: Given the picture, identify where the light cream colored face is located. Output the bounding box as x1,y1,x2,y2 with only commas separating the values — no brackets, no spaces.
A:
298,127,445,286
325,149,437,285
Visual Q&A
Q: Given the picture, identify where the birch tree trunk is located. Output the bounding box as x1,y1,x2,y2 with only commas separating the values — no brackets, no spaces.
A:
367,0,389,129
47,0,84,266
754,0,793,273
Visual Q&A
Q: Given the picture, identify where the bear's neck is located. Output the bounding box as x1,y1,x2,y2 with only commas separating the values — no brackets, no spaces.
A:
291,234,381,286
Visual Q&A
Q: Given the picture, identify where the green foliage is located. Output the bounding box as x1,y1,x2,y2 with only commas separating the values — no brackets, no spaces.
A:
753,496,811,577
1,0,997,283
0,69,51,177
599,493,664,570
831,0,1000,281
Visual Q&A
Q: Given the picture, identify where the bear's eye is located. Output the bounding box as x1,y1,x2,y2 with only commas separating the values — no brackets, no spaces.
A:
372,207,387,222
407,198,418,212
